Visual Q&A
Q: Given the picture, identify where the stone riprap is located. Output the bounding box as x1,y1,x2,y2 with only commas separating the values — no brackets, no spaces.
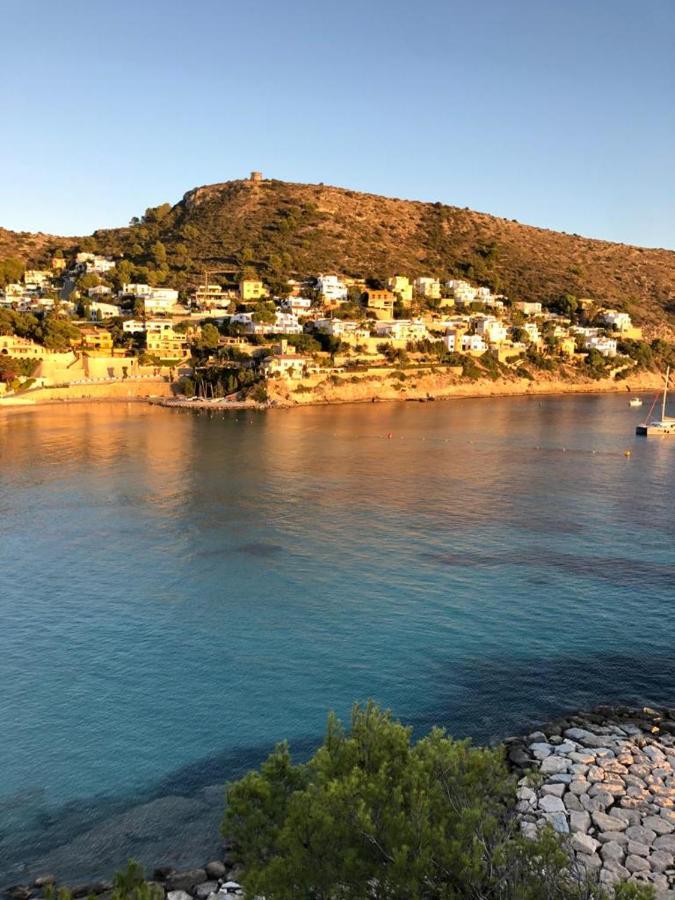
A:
507,706,675,896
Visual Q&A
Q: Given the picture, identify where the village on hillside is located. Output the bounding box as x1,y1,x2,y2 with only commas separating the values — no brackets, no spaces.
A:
0,237,670,405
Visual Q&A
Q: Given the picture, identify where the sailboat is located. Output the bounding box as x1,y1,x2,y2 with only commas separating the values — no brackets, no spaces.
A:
636,367,675,435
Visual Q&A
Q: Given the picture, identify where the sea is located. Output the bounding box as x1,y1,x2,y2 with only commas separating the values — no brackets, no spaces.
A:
1,394,673,884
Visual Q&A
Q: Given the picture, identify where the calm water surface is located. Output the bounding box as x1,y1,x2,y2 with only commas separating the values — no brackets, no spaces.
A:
1,395,673,882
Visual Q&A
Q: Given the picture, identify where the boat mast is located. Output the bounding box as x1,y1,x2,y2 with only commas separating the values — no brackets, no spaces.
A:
662,366,670,420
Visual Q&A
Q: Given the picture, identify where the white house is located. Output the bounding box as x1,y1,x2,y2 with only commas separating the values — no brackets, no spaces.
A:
281,296,313,315
513,301,542,316
372,319,429,341
476,318,508,344
87,285,113,298
90,301,121,320
85,256,116,274
24,270,51,289
316,275,348,303
143,289,179,314
273,311,302,334
121,283,153,298
122,319,147,334
523,322,541,344
584,335,617,357
414,277,441,300
601,310,633,332
261,354,310,378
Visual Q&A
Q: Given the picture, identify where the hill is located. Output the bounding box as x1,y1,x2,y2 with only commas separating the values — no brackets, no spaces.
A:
3,177,674,333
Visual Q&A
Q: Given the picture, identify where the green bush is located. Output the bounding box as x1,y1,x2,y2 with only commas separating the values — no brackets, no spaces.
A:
222,703,649,899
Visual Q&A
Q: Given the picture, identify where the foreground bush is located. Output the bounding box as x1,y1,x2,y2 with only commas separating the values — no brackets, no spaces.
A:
223,702,654,899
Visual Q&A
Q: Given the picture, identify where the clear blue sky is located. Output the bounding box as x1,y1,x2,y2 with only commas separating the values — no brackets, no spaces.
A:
2,0,674,248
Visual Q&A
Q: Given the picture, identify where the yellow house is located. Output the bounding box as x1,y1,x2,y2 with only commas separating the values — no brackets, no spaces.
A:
51,256,67,272
146,323,191,359
559,336,577,357
387,276,413,304
365,290,396,320
239,280,268,302
79,327,113,353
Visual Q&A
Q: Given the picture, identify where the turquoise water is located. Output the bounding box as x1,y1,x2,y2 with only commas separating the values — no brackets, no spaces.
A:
1,395,673,882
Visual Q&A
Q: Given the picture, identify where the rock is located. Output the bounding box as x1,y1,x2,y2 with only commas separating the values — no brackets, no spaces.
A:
589,781,624,797
205,862,227,880
520,821,538,840
576,851,602,870
530,742,554,759
194,883,219,899
571,832,600,855
569,810,591,833
597,831,629,845
624,854,651,873
642,814,674,835
565,728,594,743
516,786,536,803
165,870,208,893
33,877,56,889
600,841,625,863
508,747,532,768
582,792,613,812
154,868,175,881
538,795,565,813
540,755,568,775
608,807,633,823
541,783,566,798
648,849,672,872
564,793,583,812
652,832,675,852
625,824,657,845
528,731,547,743
569,780,588,795
5,887,31,900
545,811,569,834
627,840,651,857
569,752,595,765
167,892,192,900
592,811,627,832
549,773,572,784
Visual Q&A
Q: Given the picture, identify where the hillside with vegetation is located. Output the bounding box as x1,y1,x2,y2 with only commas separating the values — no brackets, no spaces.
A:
2,177,674,334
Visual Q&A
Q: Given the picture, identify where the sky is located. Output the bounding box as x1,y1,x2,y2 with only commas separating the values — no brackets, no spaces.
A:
2,0,674,248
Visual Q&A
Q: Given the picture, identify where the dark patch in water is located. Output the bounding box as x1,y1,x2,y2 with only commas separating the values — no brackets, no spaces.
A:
421,548,675,588
237,542,284,558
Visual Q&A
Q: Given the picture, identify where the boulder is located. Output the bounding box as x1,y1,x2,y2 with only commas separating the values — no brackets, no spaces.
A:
167,892,192,900
571,832,599,855
529,742,554,759
205,862,227,880
5,887,31,900
592,810,626,832
545,811,569,834
538,795,565,814
153,868,175,882
194,883,219,899
628,839,652,858
652,832,675,852
641,814,674,835
597,831,629,845
625,824,657,845
600,841,624,863
564,793,583,812
540,783,566,798
624,854,650,873
165,870,207,893
569,810,591,834
568,780,588,796
648,849,672,872
540,756,568,775
33,877,56,890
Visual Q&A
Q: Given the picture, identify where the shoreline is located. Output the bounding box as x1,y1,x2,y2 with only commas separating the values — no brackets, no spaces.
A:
0,372,664,412
4,705,673,898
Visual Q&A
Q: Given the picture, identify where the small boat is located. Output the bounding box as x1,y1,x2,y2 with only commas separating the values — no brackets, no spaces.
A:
636,367,675,435
629,398,643,407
